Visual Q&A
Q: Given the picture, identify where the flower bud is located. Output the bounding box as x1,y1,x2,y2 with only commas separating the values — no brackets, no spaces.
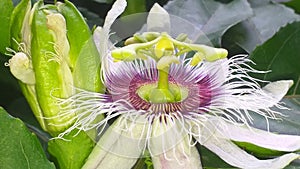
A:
31,1,74,134
8,0,104,136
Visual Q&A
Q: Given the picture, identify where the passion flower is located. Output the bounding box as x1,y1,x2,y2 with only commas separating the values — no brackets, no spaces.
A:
54,0,300,168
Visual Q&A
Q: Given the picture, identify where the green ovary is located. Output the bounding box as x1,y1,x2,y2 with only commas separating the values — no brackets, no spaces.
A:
137,83,189,103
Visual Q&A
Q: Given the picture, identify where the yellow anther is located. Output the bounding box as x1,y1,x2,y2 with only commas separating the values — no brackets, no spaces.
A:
124,37,139,46
133,33,147,43
136,51,148,60
111,48,137,61
190,52,204,66
176,33,188,42
143,32,160,41
204,48,228,62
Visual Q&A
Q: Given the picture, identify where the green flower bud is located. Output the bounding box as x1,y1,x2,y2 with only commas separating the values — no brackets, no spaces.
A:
31,1,74,134
10,0,31,50
8,0,104,136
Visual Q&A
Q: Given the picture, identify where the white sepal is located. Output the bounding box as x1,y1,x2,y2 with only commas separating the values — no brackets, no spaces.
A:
263,80,294,103
202,133,299,169
193,116,300,169
82,115,147,169
147,3,170,33
217,116,300,152
152,136,202,169
98,0,127,82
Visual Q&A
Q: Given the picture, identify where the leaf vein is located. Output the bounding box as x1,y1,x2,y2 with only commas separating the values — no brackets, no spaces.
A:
20,141,31,169
293,75,300,95
264,28,300,80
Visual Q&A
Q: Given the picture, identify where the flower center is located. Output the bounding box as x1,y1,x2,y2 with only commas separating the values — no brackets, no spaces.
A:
136,82,189,103
110,32,228,113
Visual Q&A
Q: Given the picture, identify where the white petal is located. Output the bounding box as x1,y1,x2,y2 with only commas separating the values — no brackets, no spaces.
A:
202,134,299,169
192,116,300,168
93,26,118,72
98,0,127,82
149,117,187,156
100,0,127,52
102,0,127,32
152,136,202,169
147,3,170,33
82,115,147,169
46,13,70,60
93,26,103,52
262,80,294,104
93,27,116,52
216,117,300,152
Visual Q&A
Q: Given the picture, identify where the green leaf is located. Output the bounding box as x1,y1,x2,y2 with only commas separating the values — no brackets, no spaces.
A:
284,0,300,14
250,21,300,95
0,0,14,54
48,129,95,169
76,7,104,28
251,97,300,136
223,0,300,53
164,0,253,46
0,56,23,107
0,107,55,169
234,141,285,158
